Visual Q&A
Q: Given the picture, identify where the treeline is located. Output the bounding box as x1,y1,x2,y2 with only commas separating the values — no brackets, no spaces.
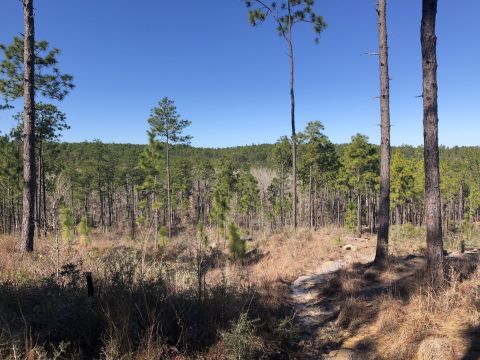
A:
1,123,479,241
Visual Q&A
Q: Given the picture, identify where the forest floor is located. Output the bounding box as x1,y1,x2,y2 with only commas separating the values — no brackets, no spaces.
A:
288,235,376,358
283,231,480,360
1,226,480,359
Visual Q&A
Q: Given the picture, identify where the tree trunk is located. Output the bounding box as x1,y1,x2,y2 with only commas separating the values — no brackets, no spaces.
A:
375,0,391,264
421,0,443,286
280,163,285,227
99,185,105,232
357,193,362,236
21,0,36,252
314,180,318,229
337,192,341,226
166,139,172,240
41,148,47,237
309,166,313,228
131,181,136,239
154,176,159,249
459,185,464,221
287,9,297,230
35,148,41,238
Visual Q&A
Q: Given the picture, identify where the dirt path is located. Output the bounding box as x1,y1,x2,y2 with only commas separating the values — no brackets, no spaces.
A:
289,237,376,358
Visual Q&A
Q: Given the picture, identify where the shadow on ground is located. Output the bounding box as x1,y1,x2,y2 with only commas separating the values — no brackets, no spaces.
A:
297,254,480,359
0,247,294,359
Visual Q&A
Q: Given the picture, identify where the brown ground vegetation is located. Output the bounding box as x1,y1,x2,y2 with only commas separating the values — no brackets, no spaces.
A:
0,225,479,359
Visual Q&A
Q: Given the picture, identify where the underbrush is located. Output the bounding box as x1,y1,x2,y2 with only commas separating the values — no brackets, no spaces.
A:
318,254,480,359
389,224,425,255
0,234,296,359
390,221,480,255
371,262,480,359
3,224,478,359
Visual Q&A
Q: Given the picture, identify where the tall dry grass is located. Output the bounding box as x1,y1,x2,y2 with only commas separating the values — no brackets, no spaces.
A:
0,228,305,359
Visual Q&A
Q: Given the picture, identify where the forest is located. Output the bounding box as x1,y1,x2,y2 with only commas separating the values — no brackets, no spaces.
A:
1,0,480,359
3,136,480,241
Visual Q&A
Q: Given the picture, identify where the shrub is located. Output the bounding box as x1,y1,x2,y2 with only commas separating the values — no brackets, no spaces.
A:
344,201,357,233
78,217,90,246
159,226,168,246
228,222,246,260
59,207,74,243
219,313,264,360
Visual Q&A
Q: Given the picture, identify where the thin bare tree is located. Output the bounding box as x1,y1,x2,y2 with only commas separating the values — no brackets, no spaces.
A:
245,0,326,229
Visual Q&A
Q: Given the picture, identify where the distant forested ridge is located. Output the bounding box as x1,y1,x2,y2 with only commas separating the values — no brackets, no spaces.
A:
1,135,479,239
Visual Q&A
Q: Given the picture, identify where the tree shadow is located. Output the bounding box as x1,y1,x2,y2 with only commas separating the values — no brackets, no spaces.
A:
461,326,480,360
0,259,292,359
310,254,480,357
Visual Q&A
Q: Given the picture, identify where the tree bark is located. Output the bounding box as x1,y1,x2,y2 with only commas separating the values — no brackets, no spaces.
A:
166,138,172,240
41,147,47,236
375,0,391,265
21,0,36,252
280,163,285,227
421,0,443,286
287,4,297,230
309,166,313,228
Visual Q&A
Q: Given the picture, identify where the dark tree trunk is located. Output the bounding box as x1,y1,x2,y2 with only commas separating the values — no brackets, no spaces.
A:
395,205,401,225
166,139,172,239
375,0,391,265
287,4,297,230
21,0,36,252
421,0,443,286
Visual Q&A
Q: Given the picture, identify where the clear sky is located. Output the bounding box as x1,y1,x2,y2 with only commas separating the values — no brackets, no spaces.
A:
0,0,479,147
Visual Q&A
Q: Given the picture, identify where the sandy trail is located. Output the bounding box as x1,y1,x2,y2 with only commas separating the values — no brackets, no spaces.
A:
289,237,375,358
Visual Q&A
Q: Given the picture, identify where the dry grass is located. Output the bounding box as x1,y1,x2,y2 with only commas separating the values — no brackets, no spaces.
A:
321,254,480,360
0,228,312,359
249,227,351,282
2,224,480,359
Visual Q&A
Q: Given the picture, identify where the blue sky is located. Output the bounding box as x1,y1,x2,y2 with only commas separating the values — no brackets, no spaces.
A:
1,0,479,147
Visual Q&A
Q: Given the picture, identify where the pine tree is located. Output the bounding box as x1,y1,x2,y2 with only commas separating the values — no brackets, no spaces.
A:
12,103,69,237
340,134,379,236
227,222,246,261
147,98,191,240
374,0,392,265
245,0,327,229
59,206,74,243
138,130,164,246
78,216,90,246
421,0,443,286
237,166,260,235
21,0,35,252
1,30,74,251
211,158,237,241
271,136,292,227
298,121,338,228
